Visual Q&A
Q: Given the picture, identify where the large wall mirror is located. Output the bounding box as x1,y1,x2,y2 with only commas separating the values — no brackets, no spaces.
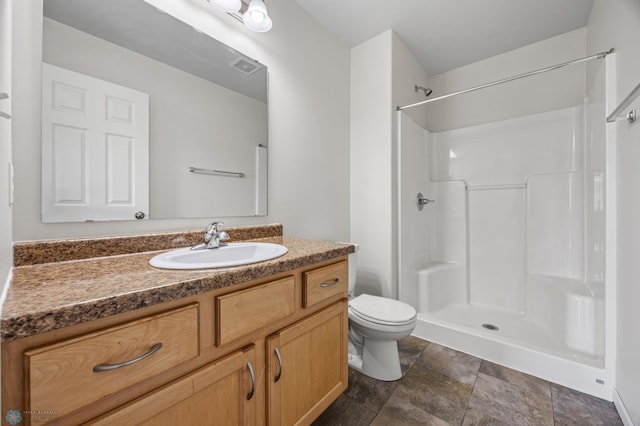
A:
41,0,268,223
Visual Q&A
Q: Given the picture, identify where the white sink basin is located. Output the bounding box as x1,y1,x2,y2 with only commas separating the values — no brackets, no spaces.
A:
149,242,288,270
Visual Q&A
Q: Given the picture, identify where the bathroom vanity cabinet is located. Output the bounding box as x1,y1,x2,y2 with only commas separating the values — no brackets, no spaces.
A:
1,241,350,425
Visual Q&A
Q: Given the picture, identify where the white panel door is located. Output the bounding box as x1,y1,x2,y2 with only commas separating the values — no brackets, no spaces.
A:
42,63,149,222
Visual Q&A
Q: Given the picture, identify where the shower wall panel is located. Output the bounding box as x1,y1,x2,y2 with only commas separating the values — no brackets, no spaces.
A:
468,188,526,313
527,172,585,280
585,60,607,283
427,105,586,313
398,113,429,306
427,180,466,263
430,106,582,185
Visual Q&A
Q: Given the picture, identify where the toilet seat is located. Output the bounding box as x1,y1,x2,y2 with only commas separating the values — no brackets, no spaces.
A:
349,294,417,327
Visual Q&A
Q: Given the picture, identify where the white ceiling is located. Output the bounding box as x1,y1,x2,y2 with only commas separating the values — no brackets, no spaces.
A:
295,0,595,76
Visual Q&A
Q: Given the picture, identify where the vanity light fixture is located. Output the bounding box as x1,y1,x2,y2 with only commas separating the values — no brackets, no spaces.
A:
242,0,272,32
208,0,242,13
207,0,272,33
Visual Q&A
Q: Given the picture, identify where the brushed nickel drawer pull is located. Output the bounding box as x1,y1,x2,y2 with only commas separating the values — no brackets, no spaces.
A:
274,347,283,383
246,362,255,400
320,278,340,288
92,343,163,373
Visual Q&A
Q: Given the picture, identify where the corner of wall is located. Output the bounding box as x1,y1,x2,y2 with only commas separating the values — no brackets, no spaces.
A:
350,30,394,297
1,0,14,303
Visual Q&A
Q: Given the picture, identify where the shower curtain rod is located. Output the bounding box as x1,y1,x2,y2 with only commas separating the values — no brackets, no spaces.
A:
397,48,614,111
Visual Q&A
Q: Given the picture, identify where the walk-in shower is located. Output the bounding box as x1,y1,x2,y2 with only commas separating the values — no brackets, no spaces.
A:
397,48,615,399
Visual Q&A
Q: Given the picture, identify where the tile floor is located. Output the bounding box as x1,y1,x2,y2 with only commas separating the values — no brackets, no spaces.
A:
313,336,623,426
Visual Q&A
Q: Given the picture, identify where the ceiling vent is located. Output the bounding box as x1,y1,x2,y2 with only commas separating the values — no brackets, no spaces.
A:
230,57,261,75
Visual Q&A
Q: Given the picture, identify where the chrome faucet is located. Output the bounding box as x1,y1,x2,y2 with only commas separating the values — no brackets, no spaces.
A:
191,221,230,250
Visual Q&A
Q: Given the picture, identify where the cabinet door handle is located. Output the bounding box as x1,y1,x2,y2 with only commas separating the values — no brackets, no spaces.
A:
274,347,283,383
320,278,340,288
92,343,162,373
246,362,255,400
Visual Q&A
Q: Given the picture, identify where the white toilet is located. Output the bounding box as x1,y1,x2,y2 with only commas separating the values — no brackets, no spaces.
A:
346,244,417,381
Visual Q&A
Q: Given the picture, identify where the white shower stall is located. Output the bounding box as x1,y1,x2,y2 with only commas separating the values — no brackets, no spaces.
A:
397,50,616,399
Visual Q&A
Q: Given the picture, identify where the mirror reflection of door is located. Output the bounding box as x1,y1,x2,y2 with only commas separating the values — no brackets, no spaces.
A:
42,63,149,223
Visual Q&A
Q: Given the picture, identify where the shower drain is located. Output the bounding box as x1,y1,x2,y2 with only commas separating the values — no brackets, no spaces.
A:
482,323,499,331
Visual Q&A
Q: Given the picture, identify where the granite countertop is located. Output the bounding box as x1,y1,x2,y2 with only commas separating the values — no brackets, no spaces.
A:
2,234,354,343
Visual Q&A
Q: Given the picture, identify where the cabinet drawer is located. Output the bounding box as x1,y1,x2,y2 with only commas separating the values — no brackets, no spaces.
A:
25,304,199,420
88,346,256,426
216,277,295,346
303,261,348,308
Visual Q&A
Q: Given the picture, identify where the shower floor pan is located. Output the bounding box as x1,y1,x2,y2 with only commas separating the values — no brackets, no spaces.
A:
412,304,610,399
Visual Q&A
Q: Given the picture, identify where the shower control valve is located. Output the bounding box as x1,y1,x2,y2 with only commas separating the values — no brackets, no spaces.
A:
417,193,435,211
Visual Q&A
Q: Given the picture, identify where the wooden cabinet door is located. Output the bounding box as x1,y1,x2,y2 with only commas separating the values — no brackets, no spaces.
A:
89,346,257,426
267,301,348,425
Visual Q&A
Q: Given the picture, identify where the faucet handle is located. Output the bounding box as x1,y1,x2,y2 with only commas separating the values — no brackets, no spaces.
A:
204,221,224,242
208,221,224,232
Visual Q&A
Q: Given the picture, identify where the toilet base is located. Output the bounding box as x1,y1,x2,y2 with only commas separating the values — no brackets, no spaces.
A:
348,338,402,381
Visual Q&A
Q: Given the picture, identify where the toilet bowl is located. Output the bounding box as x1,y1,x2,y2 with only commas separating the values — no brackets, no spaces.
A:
344,244,417,381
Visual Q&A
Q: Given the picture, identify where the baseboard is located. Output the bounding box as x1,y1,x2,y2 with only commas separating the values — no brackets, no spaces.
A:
614,389,635,426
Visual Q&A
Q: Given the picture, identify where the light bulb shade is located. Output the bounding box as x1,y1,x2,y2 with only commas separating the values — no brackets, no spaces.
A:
208,0,241,13
243,0,273,32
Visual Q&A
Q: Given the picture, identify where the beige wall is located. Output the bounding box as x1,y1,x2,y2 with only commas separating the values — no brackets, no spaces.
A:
350,31,393,298
0,0,12,297
588,0,640,423
1,0,14,398
392,32,430,129
12,0,350,242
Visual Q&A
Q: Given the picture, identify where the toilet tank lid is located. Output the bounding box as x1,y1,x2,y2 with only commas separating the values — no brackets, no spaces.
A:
349,294,416,324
